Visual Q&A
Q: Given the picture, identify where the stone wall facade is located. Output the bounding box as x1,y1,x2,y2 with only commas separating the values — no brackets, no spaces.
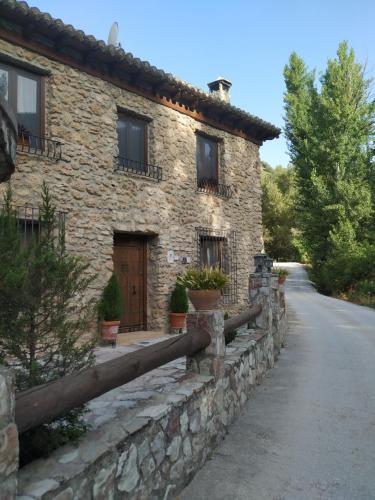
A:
0,37,264,332
0,367,18,500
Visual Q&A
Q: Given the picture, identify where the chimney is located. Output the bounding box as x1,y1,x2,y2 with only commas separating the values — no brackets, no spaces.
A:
207,77,232,103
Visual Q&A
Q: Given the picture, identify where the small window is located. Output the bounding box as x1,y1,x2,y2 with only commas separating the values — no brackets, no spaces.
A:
200,236,224,268
197,228,238,304
18,219,41,247
196,134,218,189
0,62,41,140
117,113,147,172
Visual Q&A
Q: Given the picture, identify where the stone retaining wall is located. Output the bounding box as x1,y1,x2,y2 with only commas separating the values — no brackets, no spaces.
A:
16,329,275,500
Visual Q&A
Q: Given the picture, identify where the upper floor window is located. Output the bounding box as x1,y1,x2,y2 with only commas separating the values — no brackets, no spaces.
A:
196,134,218,190
117,113,147,172
0,62,41,138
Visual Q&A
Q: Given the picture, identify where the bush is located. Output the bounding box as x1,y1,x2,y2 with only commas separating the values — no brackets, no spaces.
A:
313,243,375,295
178,266,229,290
0,182,97,465
19,407,88,467
169,283,188,313
348,279,375,308
98,273,123,321
353,280,375,296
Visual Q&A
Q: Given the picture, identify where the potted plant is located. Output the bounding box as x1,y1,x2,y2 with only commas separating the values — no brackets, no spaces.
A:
178,266,229,311
274,268,289,285
169,282,189,329
98,273,123,346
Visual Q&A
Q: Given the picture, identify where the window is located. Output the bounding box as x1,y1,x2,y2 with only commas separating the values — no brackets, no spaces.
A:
19,219,41,247
117,113,147,172
200,236,224,268
197,228,238,304
196,134,218,189
0,62,41,139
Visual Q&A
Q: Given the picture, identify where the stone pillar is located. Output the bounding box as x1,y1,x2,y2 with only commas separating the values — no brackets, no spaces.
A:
249,271,273,332
0,367,18,500
186,310,225,380
270,275,286,357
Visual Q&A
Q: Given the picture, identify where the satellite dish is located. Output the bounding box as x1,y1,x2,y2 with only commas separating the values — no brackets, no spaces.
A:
108,22,119,47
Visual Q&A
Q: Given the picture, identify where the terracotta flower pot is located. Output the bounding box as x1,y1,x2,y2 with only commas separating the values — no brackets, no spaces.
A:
278,276,286,285
101,320,120,341
187,289,221,311
169,312,186,329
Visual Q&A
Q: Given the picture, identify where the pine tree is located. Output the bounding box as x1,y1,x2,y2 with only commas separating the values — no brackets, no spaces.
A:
0,182,97,464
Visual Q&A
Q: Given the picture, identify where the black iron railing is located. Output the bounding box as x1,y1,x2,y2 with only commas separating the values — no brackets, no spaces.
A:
197,178,232,199
116,156,163,182
16,133,63,160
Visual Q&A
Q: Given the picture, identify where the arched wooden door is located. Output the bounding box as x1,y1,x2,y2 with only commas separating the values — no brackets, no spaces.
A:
113,234,147,332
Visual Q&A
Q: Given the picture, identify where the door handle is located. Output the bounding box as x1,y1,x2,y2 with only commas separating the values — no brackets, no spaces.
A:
132,285,136,295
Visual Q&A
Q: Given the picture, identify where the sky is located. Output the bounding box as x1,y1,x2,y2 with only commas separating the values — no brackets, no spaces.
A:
28,0,375,167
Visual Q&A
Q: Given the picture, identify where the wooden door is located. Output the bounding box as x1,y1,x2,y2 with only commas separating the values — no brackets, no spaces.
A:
113,235,147,332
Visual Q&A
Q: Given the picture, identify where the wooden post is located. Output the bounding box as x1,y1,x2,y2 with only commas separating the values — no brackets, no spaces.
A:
186,310,225,380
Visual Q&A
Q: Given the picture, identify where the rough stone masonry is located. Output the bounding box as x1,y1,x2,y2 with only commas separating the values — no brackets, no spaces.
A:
0,6,278,332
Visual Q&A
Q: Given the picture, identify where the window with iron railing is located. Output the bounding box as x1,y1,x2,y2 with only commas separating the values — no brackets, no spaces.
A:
1,205,66,248
196,133,231,199
0,61,63,160
115,113,162,181
196,227,238,304
0,62,41,138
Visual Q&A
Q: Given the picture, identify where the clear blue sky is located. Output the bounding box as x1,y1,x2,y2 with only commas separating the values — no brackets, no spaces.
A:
29,0,375,167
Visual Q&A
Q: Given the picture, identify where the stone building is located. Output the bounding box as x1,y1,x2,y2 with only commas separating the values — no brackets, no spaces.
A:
0,1,279,333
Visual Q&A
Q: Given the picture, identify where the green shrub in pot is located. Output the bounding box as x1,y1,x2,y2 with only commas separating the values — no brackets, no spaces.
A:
273,268,289,284
169,282,189,329
178,266,229,310
98,273,123,345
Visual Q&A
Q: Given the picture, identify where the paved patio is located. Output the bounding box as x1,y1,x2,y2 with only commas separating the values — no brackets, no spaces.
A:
86,331,186,429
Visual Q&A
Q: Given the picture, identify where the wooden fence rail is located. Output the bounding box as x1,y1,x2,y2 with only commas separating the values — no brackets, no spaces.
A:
224,304,262,337
15,305,262,434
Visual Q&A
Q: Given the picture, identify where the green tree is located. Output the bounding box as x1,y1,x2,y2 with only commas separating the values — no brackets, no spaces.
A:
0,182,97,464
284,42,375,292
261,162,301,261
